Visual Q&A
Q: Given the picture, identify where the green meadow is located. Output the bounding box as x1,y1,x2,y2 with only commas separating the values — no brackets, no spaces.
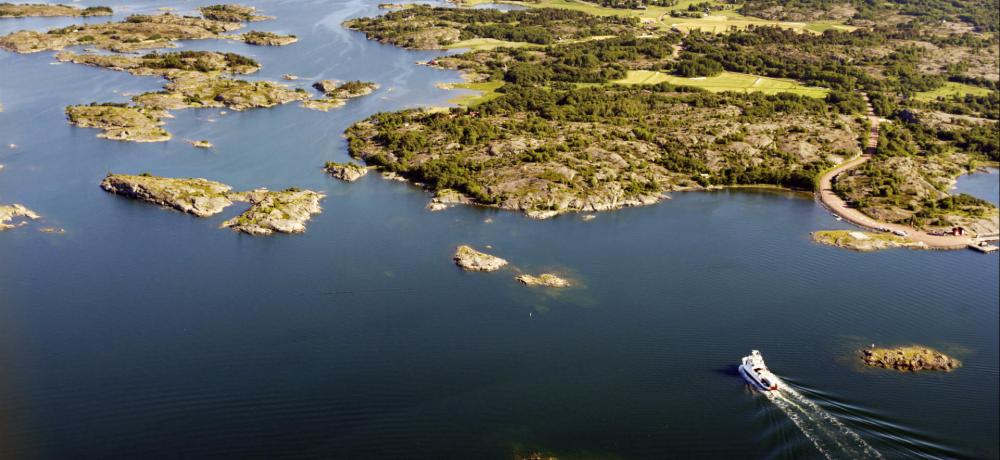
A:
613,70,830,97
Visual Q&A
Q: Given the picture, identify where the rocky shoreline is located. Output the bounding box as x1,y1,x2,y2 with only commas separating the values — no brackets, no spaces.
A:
0,203,40,230
453,245,508,271
100,174,324,235
325,162,369,182
1,3,111,18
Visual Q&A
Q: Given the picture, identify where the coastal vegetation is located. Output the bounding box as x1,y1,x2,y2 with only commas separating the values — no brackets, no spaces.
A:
811,230,923,251
57,51,310,140
240,30,298,46
345,5,998,227
0,3,111,18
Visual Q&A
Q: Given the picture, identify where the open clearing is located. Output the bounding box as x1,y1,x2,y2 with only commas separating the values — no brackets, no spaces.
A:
445,37,536,51
612,70,829,98
443,80,504,106
666,11,856,34
914,81,993,101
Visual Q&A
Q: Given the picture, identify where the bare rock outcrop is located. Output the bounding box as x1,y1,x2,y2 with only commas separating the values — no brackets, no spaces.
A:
100,173,233,216
454,245,507,272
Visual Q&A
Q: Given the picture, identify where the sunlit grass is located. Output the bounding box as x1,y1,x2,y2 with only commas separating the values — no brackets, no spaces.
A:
612,70,829,98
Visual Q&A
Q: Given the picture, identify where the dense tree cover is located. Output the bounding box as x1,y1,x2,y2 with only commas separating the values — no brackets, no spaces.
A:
593,0,677,9
139,51,259,72
347,6,637,47
738,0,1000,32
349,83,855,207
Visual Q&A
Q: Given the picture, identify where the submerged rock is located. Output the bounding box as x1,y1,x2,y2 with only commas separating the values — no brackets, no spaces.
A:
325,162,368,182
100,173,234,217
454,245,507,272
0,204,40,230
222,188,324,235
516,273,571,288
861,346,961,372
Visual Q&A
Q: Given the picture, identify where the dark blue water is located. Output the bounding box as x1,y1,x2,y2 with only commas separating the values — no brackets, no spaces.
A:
1,1,998,459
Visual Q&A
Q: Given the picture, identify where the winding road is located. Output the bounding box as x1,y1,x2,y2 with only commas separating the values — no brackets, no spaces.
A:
815,96,972,249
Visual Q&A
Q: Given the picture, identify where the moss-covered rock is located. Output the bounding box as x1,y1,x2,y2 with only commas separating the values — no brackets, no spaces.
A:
516,273,571,287
65,104,170,142
861,345,962,372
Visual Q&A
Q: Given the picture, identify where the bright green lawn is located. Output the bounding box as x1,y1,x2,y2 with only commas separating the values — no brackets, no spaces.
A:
914,81,993,102
446,80,505,106
612,70,829,98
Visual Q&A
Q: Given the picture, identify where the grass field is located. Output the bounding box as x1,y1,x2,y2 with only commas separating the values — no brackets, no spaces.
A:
914,81,993,102
444,80,505,106
445,37,537,51
612,70,830,97
665,11,856,34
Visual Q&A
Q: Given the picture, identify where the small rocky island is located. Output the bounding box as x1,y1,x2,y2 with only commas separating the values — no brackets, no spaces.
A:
100,173,235,217
516,273,571,288
100,174,324,235
325,161,368,182
0,203,40,230
239,30,298,46
811,230,925,252
861,345,962,372
302,80,378,111
0,3,112,18
59,51,308,141
199,4,271,22
222,188,325,235
454,245,508,272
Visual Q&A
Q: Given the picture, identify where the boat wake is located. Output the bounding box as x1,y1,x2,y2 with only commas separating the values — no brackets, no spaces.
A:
764,384,883,459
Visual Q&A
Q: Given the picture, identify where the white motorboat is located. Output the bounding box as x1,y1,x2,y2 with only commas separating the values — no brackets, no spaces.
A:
739,350,782,391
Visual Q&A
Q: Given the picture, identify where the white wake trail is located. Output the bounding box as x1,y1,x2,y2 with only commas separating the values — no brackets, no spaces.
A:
765,384,883,459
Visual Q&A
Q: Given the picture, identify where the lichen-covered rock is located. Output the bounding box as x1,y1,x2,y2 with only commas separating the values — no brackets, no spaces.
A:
100,173,234,217
222,188,324,235
325,162,368,182
313,80,377,99
861,346,962,372
453,245,507,271
312,80,341,94
516,273,571,288
0,204,40,230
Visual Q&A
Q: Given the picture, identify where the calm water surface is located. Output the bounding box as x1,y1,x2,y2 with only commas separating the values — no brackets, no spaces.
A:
1,1,998,458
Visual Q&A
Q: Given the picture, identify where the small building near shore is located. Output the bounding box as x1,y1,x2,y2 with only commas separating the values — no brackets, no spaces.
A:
951,226,965,236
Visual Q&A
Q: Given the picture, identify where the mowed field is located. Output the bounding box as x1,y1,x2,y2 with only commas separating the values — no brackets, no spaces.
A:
914,81,994,101
443,81,505,106
613,70,830,98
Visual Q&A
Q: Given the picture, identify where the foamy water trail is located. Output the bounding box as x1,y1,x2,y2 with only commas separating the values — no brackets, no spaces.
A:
765,384,883,459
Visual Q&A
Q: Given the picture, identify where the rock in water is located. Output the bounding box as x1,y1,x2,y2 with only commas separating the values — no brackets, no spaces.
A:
516,273,571,288
100,173,234,217
454,245,507,272
0,204,41,230
861,345,961,372
222,188,324,235
325,162,368,182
